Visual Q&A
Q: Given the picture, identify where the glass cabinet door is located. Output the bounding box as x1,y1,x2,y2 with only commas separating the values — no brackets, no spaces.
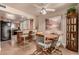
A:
74,25,76,32
69,25,70,32
71,25,73,32
67,26,69,32
71,18,73,24
66,13,78,52
74,18,76,24
69,19,71,24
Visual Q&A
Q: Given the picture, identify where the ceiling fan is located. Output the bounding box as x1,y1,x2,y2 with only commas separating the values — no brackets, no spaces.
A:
33,3,56,15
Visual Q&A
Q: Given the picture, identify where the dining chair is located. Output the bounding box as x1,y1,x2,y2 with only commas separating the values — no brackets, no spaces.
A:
33,34,52,55
51,35,63,55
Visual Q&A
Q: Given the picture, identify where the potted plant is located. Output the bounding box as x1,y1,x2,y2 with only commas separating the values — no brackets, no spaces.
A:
67,6,76,17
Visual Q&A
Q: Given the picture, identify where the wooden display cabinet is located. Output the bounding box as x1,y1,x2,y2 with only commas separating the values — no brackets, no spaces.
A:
66,12,78,52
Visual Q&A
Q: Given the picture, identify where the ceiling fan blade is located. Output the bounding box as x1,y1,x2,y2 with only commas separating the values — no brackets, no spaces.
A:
44,3,51,8
46,9,55,12
33,4,41,9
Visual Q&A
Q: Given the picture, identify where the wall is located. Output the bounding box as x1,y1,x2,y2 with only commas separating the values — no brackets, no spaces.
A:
60,15,66,47
36,16,45,32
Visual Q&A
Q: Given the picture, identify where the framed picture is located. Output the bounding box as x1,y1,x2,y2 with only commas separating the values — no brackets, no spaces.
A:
45,16,61,30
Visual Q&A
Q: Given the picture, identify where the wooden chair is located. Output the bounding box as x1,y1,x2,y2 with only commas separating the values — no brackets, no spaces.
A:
17,31,24,46
50,35,63,55
25,31,34,42
33,34,52,55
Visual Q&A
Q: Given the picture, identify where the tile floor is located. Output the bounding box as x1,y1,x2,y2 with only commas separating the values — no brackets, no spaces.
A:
0,40,78,55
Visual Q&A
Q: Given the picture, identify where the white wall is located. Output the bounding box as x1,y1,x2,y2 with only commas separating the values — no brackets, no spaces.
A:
60,15,66,47
36,16,45,32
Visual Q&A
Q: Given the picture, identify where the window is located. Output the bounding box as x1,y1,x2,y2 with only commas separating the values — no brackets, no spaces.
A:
20,20,30,30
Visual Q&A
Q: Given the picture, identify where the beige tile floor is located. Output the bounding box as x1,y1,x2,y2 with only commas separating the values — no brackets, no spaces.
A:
0,40,78,55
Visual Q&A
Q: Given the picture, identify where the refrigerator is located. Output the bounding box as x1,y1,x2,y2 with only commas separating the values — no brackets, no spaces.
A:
0,21,11,41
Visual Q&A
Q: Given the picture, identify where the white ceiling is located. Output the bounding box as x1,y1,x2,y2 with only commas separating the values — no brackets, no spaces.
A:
4,3,77,16
0,10,22,21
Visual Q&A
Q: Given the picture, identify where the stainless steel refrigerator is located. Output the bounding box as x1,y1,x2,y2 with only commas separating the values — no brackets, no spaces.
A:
0,21,11,41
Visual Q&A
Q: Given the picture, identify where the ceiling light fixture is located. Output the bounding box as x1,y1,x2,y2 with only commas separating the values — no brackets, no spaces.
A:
40,8,47,15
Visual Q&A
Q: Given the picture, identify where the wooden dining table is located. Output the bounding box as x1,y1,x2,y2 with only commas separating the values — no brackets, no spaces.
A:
36,32,59,40
45,34,59,40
